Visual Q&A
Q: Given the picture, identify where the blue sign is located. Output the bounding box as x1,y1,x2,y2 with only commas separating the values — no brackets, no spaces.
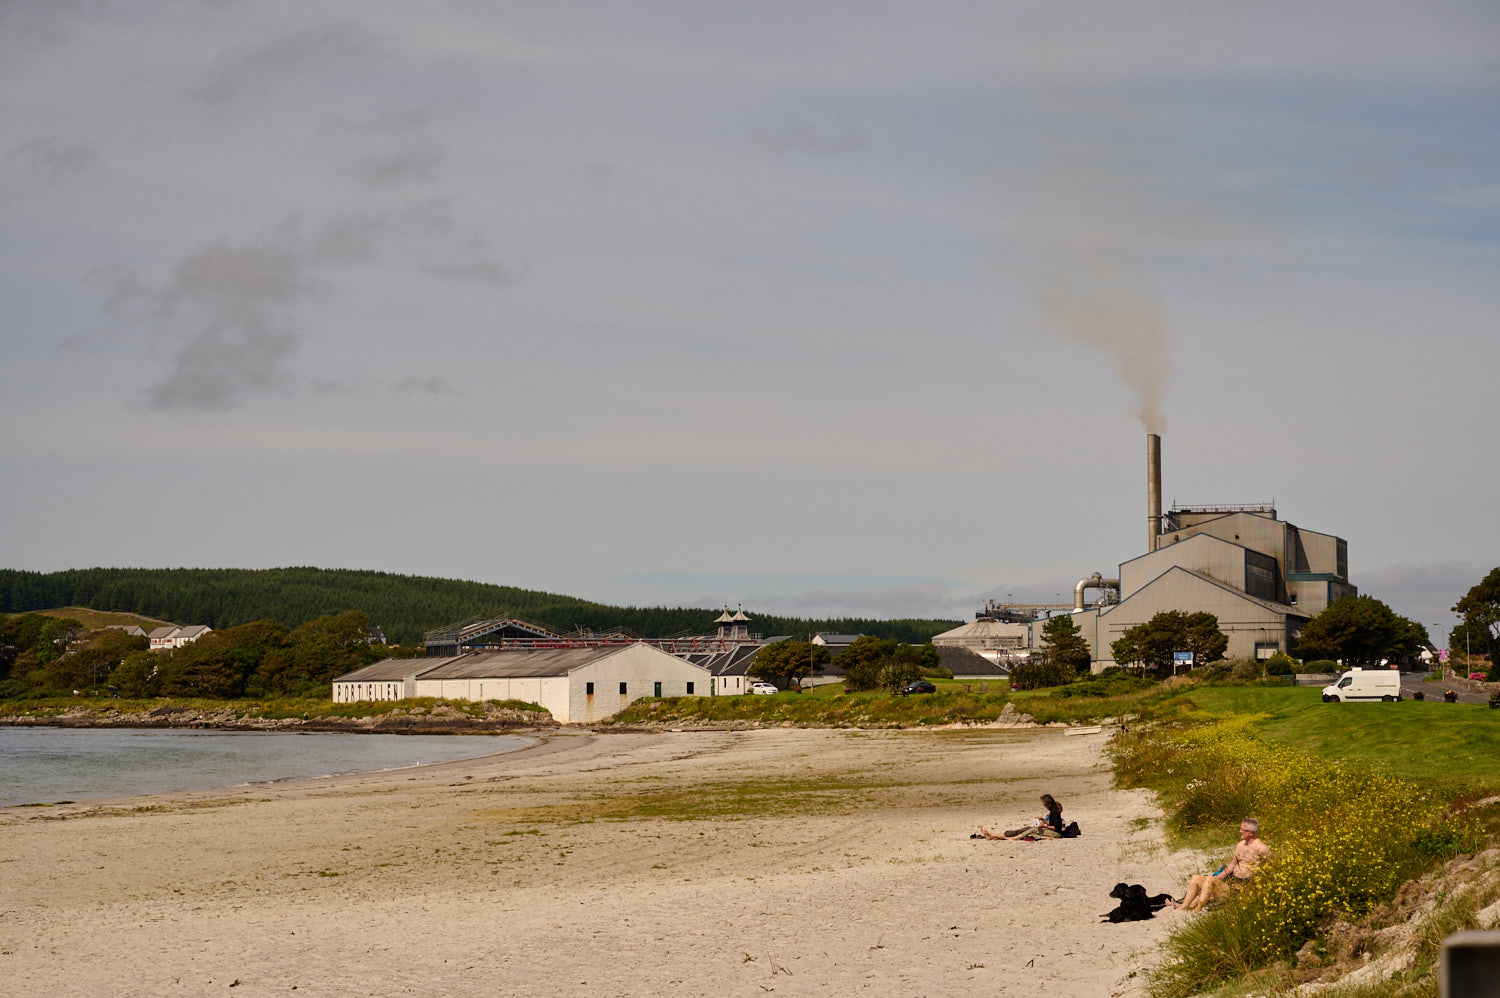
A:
1173,651,1194,666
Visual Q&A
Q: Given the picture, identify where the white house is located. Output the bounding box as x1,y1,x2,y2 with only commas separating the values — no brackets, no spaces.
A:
334,644,711,723
148,624,213,651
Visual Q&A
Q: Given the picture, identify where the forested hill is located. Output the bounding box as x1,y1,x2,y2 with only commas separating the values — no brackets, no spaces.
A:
0,568,961,646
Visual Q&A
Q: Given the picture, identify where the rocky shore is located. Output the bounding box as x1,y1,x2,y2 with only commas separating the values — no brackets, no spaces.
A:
0,702,557,733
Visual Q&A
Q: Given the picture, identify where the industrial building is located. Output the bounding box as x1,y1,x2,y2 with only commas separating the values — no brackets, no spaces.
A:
986,434,1358,672
333,643,711,723
335,608,765,712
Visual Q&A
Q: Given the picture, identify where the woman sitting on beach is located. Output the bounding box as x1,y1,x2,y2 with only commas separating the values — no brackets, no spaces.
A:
977,794,1064,840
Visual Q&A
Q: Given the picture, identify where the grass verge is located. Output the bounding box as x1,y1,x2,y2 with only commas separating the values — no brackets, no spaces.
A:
1113,684,1500,997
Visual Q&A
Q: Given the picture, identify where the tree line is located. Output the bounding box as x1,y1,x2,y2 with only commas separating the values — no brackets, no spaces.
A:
748,636,940,692
0,567,959,647
0,610,400,699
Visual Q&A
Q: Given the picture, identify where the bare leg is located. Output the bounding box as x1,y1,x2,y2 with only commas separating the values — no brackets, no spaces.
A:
978,827,1003,840
1181,875,1220,911
1171,875,1210,910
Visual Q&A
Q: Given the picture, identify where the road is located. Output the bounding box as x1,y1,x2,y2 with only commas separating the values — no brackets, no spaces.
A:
1399,673,1492,705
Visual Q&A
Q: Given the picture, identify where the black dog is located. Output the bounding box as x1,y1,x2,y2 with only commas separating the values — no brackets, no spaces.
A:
1101,882,1175,923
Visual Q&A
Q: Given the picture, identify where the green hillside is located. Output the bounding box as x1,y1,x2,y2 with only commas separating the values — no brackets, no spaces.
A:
0,567,961,646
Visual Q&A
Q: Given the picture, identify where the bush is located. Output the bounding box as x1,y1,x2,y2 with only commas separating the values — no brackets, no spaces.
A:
1050,673,1156,699
1229,660,1259,680
1303,659,1340,673
1010,659,1075,690
1263,652,1297,676
1194,661,1233,681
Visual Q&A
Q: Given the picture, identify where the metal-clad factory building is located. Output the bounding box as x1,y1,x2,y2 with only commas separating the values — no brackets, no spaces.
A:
1010,433,1358,671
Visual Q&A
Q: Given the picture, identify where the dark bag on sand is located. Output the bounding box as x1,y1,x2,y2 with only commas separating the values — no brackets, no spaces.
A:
1061,821,1081,838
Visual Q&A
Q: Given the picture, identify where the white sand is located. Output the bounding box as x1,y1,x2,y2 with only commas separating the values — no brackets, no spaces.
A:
0,726,1205,997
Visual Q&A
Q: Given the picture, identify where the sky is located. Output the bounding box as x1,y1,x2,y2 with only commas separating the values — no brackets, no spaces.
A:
3,1,1498,645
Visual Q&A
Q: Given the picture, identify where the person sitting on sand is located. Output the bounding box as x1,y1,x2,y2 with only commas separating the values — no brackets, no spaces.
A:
977,793,1064,840
1169,818,1270,911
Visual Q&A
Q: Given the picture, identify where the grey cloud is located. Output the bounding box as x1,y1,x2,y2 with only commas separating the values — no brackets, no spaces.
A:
361,106,440,138
111,219,366,411
6,137,101,180
312,376,456,397
744,582,960,620
586,161,618,189
1356,561,1485,634
192,22,385,105
398,211,525,286
425,256,524,287
343,148,442,189
144,323,298,411
392,376,453,396
307,214,385,264
756,119,869,156
105,210,511,409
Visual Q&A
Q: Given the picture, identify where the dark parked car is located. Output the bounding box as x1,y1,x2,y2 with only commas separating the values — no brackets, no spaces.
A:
899,680,936,695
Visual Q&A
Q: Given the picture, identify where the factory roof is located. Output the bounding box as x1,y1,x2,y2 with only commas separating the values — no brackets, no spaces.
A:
418,646,645,680
333,658,448,683
935,646,1008,677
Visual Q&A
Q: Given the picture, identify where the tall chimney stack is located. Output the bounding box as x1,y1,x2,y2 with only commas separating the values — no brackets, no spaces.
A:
1147,433,1162,552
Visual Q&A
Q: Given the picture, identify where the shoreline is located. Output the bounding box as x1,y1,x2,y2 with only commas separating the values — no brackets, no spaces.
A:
0,702,555,734
0,727,1200,997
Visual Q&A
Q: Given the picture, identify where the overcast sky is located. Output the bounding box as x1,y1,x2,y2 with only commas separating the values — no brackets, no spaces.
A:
3,2,1497,643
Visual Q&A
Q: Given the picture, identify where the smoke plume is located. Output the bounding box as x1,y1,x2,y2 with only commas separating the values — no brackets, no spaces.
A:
1020,88,1179,432
1037,242,1170,433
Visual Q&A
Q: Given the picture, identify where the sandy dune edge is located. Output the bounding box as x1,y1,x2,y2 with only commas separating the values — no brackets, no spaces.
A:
0,727,1203,997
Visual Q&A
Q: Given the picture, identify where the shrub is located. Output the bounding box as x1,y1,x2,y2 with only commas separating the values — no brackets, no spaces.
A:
1263,652,1297,676
1304,659,1340,673
1010,659,1074,690
1194,661,1233,681
1050,673,1156,699
1229,660,1260,680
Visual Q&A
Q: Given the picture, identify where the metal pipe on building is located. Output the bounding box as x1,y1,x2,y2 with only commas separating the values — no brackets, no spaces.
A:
1147,432,1162,552
1074,573,1121,612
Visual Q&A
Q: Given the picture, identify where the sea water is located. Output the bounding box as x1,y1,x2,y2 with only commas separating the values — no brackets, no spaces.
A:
0,726,528,808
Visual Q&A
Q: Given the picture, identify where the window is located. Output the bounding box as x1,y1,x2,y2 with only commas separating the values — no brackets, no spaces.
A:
586,682,594,695
619,682,628,695
686,682,694,695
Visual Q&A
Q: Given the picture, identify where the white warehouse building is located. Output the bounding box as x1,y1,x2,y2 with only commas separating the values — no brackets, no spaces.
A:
333,643,711,724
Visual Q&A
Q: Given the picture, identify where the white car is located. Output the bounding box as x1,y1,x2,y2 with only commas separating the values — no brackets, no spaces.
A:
749,682,778,695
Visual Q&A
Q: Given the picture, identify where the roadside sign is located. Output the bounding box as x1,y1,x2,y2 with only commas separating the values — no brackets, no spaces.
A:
1173,652,1194,666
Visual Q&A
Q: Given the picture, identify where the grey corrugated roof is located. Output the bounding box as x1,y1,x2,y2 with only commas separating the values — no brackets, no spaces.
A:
419,646,630,680
333,658,451,683
679,644,763,676
937,646,1006,676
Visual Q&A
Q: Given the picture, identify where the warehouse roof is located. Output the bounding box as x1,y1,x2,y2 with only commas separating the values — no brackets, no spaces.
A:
332,658,448,683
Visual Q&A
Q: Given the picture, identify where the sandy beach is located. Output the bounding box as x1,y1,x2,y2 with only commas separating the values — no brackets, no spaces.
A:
0,726,1204,997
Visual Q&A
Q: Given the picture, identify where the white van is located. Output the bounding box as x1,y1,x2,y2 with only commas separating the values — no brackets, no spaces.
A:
1321,667,1403,703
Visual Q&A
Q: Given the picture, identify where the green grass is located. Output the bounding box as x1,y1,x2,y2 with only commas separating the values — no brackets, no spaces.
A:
607,675,1177,728
1171,686,1500,797
30,606,171,629
1111,682,1500,998
608,689,1017,727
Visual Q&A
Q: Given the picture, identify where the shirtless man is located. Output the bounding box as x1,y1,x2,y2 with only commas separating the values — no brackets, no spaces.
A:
1170,818,1271,911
